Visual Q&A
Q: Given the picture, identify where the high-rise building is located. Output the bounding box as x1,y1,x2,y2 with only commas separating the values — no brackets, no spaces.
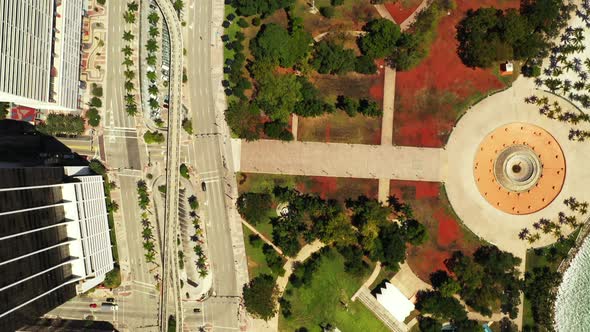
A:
0,166,114,331
0,1,84,111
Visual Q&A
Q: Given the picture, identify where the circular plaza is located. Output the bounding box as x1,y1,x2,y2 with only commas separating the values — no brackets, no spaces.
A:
444,77,590,253
473,123,566,215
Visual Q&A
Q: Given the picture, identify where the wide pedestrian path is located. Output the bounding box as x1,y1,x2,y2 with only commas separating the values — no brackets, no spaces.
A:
240,140,446,182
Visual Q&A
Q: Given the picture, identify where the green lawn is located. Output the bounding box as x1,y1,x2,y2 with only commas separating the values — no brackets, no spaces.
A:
279,249,389,332
243,227,274,278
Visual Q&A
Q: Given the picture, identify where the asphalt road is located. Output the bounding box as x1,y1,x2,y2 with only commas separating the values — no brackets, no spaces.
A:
184,0,241,330
104,0,141,170
48,291,158,331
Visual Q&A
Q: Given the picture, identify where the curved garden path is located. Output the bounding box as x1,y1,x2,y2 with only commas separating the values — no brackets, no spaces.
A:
250,240,325,332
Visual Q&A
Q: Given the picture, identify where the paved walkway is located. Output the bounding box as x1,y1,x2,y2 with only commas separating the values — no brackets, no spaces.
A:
373,4,396,22
241,219,284,256
400,0,430,30
390,262,431,300
250,240,325,332
240,140,446,182
352,261,382,301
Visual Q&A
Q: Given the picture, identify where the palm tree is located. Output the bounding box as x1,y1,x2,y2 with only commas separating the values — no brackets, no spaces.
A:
197,257,206,269
124,80,135,92
527,233,540,244
198,269,208,278
145,251,156,263
124,70,135,80
141,219,150,228
123,11,136,24
122,57,134,67
142,227,153,241
143,240,155,251
127,1,139,12
123,30,134,42
149,98,159,109
146,54,157,66
125,94,135,104
122,45,133,57
193,245,203,256
148,85,159,95
518,228,529,240
147,71,157,81
149,26,159,38
148,12,160,24
174,0,185,11
126,103,138,116
146,39,158,53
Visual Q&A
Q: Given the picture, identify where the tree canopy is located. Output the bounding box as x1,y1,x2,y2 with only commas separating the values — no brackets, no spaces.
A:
237,192,273,225
233,0,294,17
250,24,312,68
359,19,401,59
243,274,279,320
37,114,85,136
255,73,302,121
456,1,564,68
445,246,522,318
312,41,356,75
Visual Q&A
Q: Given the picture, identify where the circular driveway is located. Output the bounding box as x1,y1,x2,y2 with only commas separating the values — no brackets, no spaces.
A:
443,77,590,254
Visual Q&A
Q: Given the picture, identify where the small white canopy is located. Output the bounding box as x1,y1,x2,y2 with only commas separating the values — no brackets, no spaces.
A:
376,282,415,323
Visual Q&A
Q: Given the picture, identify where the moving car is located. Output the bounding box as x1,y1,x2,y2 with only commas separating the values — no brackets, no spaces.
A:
89,303,97,308
101,303,119,311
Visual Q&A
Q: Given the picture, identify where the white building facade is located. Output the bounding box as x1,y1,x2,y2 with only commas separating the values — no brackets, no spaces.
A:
0,0,84,111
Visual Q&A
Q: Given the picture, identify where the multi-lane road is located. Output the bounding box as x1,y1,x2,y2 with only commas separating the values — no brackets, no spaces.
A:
104,0,141,170
183,0,246,330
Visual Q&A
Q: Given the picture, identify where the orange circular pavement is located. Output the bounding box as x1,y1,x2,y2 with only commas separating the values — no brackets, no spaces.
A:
473,123,566,215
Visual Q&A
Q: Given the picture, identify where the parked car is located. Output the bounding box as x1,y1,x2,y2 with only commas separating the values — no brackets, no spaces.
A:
106,297,115,303
201,182,207,192
89,303,97,308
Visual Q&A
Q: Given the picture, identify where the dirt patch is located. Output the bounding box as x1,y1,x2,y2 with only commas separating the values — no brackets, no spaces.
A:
384,0,422,24
390,180,485,282
297,111,382,144
393,0,520,148
297,176,379,201
293,0,379,36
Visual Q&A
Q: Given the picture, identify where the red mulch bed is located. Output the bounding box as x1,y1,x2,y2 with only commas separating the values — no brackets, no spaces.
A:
296,176,379,201
393,0,520,148
390,180,483,282
384,0,422,24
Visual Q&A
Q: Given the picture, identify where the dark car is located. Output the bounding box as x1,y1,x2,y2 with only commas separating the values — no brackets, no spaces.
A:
193,308,201,313
201,182,207,192
106,297,115,303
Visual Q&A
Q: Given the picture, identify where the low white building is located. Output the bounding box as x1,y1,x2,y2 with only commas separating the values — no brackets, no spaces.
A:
376,282,415,323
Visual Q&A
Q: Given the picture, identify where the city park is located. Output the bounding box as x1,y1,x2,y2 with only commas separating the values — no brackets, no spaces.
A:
221,0,590,331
